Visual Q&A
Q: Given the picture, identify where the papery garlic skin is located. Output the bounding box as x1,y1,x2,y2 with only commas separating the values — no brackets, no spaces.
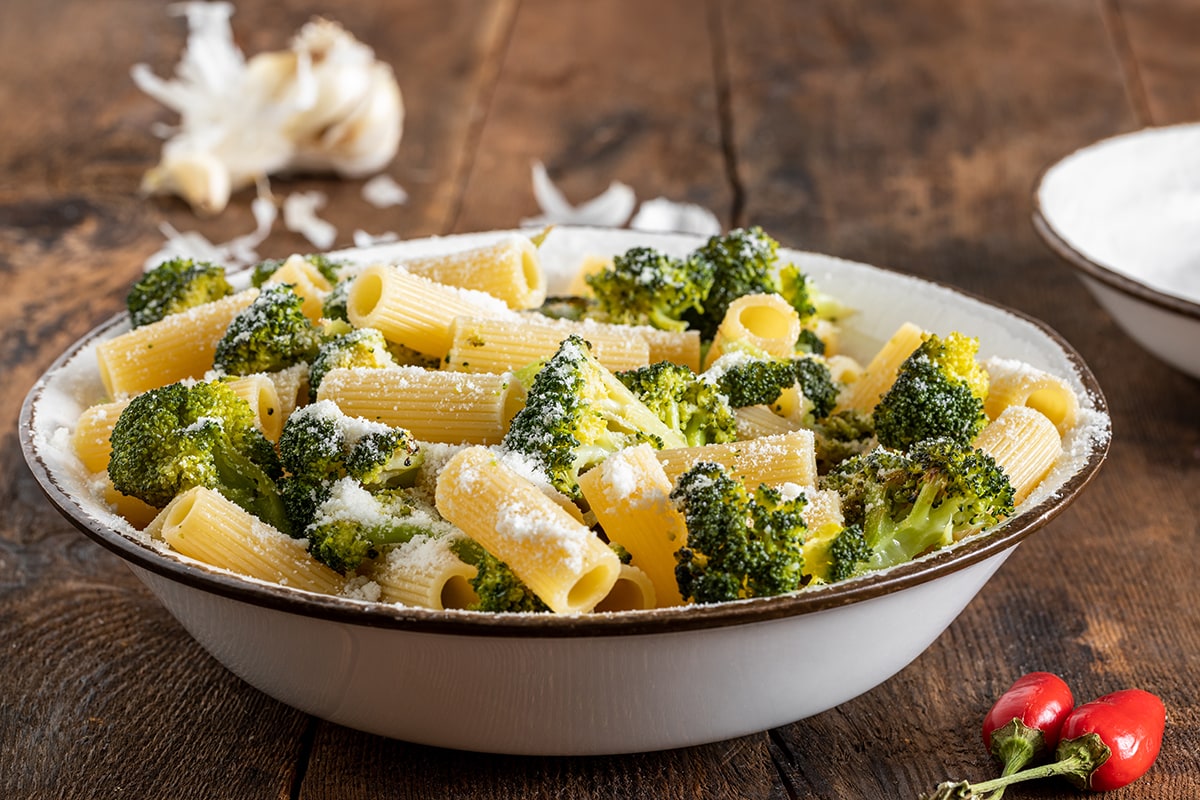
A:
133,5,403,215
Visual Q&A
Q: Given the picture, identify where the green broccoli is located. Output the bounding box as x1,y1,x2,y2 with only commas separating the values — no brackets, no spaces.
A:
584,246,715,332
306,481,434,574
799,522,872,585
449,538,551,613
277,400,427,572
872,332,989,449
616,361,738,447
794,328,827,356
536,295,595,322
308,326,397,392
322,279,352,322
671,461,808,603
683,227,819,340
107,380,289,533
707,352,798,409
812,409,877,473
127,258,233,328
250,253,344,288
792,356,838,422
502,334,687,498
213,283,321,376
820,438,1015,576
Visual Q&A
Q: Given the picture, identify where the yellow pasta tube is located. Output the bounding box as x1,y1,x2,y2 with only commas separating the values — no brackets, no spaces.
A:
974,405,1063,505
347,264,514,357
156,487,344,595
73,399,132,474
400,235,547,310
656,430,818,489
733,404,802,440
801,488,844,532
434,446,620,614
444,316,649,374
704,293,802,369
836,322,926,413
96,290,258,397
224,374,284,442
593,564,657,612
577,444,687,607
983,362,1079,434
101,480,161,530
264,254,334,322
373,535,480,610
316,366,515,445
565,254,613,297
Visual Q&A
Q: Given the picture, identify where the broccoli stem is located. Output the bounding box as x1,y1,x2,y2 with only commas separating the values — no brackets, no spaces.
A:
211,445,292,535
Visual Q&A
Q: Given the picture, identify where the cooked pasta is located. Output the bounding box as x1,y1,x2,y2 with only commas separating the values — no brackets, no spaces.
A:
434,446,621,614
96,289,257,397
399,234,546,310
837,321,926,413
154,486,344,595
263,254,334,322
593,564,657,612
983,359,1080,434
704,292,801,369
577,444,687,607
373,535,479,610
655,430,818,489
346,264,514,357
316,366,515,445
445,315,650,374
974,405,1063,504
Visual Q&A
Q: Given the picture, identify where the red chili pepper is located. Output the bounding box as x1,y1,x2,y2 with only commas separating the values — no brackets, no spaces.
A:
981,671,1074,787
922,687,1165,799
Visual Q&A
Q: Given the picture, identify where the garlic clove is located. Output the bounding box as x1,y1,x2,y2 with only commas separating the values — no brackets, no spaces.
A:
140,150,233,216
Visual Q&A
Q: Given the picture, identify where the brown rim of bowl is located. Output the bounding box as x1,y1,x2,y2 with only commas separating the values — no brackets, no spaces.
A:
19,284,1110,640
1031,128,1200,323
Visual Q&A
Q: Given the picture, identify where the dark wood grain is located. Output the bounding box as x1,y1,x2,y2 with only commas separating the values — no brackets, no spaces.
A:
3,0,1198,798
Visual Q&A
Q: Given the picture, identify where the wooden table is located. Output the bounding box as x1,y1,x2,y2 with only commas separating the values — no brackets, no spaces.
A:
2,1,1197,797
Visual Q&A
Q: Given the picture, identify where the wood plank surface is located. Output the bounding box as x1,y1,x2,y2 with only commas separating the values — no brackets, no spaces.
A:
2,0,1197,798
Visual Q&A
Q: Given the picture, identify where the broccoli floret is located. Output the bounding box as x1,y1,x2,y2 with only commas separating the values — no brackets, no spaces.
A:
308,327,397,392
708,353,798,409
107,380,289,533
795,328,827,356
322,279,352,322
449,538,550,613
584,246,715,332
306,481,432,573
812,409,877,473
671,462,808,603
277,400,427,572
683,227,815,340
616,361,738,447
826,525,872,583
502,335,687,498
250,253,343,288
820,438,1014,575
213,283,321,376
792,356,837,422
536,295,595,322
127,258,232,328
873,332,989,449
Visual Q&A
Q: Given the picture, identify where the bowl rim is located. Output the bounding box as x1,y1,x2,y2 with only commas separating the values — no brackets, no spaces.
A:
1031,122,1200,322
18,246,1110,640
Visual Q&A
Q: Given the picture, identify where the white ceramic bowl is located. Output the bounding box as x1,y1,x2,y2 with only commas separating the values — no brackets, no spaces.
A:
1034,123,1200,379
20,228,1110,755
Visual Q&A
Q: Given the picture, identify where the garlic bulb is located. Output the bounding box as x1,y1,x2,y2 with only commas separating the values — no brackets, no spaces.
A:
133,3,403,215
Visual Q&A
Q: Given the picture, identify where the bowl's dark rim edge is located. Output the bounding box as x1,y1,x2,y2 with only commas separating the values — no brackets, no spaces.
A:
1031,128,1200,323
18,270,1111,640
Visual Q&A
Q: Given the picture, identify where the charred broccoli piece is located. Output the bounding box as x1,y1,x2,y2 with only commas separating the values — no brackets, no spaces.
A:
873,332,989,449
213,283,321,376
820,438,1015,576
812,409,877,473
501,335,687,498
616,361,738,447
584,246,715,332
671,462,808,603
127,258,232,328
107,380,288,532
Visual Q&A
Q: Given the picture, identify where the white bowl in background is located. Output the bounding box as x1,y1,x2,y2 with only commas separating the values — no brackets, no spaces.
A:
20,227,1110,755
1034,123,1200,380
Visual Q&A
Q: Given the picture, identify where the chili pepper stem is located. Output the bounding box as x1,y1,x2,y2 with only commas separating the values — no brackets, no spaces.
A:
919,734,1111,800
